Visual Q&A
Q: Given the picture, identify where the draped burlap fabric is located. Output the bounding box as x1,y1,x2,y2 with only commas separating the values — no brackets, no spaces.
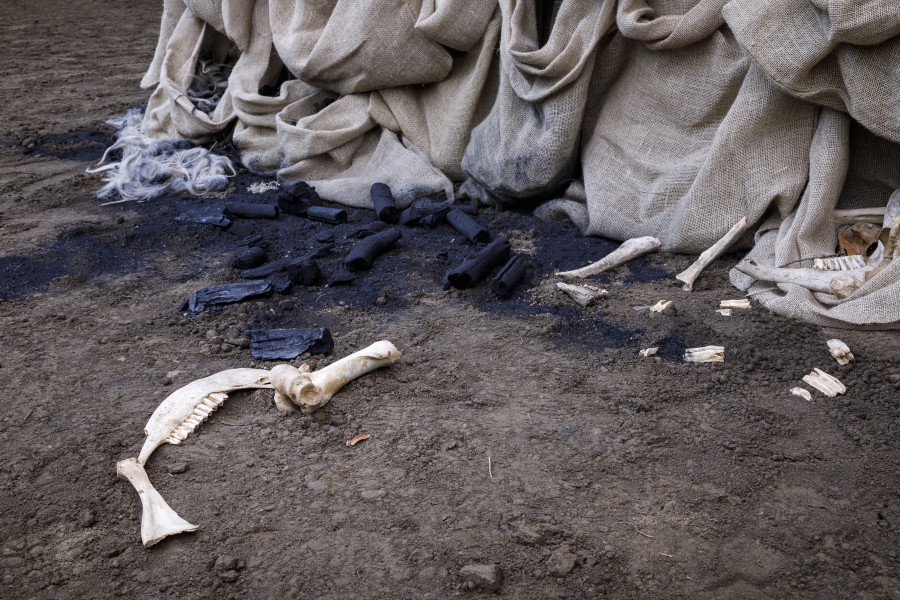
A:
138,0,900,327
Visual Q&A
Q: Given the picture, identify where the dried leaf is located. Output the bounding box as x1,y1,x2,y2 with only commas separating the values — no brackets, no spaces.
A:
346,433,370,447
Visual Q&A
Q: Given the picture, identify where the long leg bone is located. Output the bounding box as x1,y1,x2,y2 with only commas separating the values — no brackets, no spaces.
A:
833,207,885,225
676,217,748,291
116,458,198,547
734,259,862,295
558,237,660,278
269,341,402,414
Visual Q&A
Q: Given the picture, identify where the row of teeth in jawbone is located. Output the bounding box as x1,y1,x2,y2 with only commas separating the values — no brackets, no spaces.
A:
813,255,865,271
164,392,228,445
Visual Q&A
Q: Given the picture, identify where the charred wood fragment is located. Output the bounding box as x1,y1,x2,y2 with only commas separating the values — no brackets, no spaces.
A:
371,183,400,224
232,246,267,270
185,280,273,312
245,328,334,360
491,255,526,297
447,209,490,244
286,256,321,285
345,228,401,271
223,203,278,219
307,206,347,225
444,238,511,290
275,181,321,217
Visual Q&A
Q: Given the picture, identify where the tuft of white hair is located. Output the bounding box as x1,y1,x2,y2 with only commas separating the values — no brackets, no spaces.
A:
87,108,235,204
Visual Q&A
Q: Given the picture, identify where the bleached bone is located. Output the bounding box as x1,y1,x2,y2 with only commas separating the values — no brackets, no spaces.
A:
735,259,847,294
791,387,812,401
814,255,866,271
826,339,853,365
556,282,608,307
833,207,885,225
639,347,658,357
649,300,672,313
716,309,732,316
720,299,750,309
138,369,272,465
676,217,748,291
802,368,845,397
830,274,865,299
684,346,724,363
558,237,660,278
269,341,401,414
116,458,198,547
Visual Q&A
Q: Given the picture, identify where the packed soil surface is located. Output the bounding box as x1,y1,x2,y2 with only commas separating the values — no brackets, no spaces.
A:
1,2,898,598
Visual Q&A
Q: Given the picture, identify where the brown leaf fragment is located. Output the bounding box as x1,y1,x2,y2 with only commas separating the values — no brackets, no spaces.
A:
346,434,370,447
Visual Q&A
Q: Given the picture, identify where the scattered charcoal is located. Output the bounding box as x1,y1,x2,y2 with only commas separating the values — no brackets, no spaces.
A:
237,234,263,247
286,256,321,285
232,246,267,270
186,280,273,312
276,181,321,217
174,213,231,227
315,231,334,243
345,228,401,271
311,243,335,258
491,255,526,297
228,221,255,238
273,278,293,295
400,203,449,227
327,266,357,286
444,238,510,290
371,183,400,224
241,258,290,279
447,209,490,243
350,221,390,238
245,328,334,360
307,206,347,225
223,203,278,219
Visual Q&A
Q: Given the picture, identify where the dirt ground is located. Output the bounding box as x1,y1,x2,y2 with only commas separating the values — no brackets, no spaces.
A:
1,1,899,598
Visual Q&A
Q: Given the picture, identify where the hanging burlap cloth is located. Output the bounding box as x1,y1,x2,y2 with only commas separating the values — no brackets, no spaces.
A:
136,0,900,327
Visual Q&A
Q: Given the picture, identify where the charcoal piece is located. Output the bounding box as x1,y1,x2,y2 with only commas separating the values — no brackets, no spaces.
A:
273,278,293,295
444,238,510,290
312,243,335,258
228,220,254,238
237,233,264,247
400,203,450,227
327,266,357,286
232,246,267,270
315,231,334,243
245,328,334,360
223,203,278,219
420,208,452,228
241,258,290,279
491,255,526,297
447,209,490,244
370,183,400,224
350,221,390,238
286,256,321,285
186,280,273,312
175,213,231,227
276,181,321,217
344,228,401,271
307,206,347,225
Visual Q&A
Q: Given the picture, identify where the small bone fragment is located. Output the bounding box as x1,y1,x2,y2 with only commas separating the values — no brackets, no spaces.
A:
346,433,370,447
716,309,732,316
639,347,658,357
116,458,198,547
802,368,845,397
791,387,812,401
814,255,866,271
556,282,608,307
649,300,672,313
269,340,402,414
558,237,661,278
833,207,885,225
826,339,853,365
720,299,750,309
684,346,724,363
830,274,865,298
676,217,748,291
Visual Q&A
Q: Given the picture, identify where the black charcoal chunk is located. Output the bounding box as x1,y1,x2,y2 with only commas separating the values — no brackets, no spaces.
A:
223,203,278,219
307,206,347,225
275,181,321,217
315,231,334,243
186,280,273,312
245,328,334,360
241,259,290,279
327,266,357,286
491,255,526,297
370,183,400,224
237,234,264,247
228,221,255,238
344,228,401,271
232,246,267,270
350,221,390,238
444,238,510,290
447,209,490,244
311,243,335,258
175,213,231,227
286,256,321,285
273,278,294,295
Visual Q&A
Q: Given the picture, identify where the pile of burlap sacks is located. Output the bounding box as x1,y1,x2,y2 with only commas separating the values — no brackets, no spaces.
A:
141,0,900,328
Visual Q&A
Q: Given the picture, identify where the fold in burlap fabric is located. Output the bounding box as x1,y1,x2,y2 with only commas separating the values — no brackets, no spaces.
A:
138,0,900,327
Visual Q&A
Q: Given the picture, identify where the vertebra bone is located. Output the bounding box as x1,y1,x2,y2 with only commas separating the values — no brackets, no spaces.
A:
791,387,812,401
826,339,853,365
802,368,846,397
558,237,660,278
116,458,198,547
556,282,607,307
684,346,724,363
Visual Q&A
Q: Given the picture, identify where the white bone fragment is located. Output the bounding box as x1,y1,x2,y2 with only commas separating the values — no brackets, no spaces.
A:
720,299,750,309
684,346,724,363
802,368,846,397
735,259,854,295
791,387,812,401
269,341,402,414
116,458,198,547
676,217,748,291
830,274,865,299
556,282,607,307
833,206,886,225
826,339,853,365
138,369,272,465
649,300,672,313
814,255,866,271
639,347,658,357
716,309,732,316
558,237,661,278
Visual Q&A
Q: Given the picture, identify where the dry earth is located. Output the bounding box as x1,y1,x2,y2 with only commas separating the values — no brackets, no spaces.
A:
1,2,898,598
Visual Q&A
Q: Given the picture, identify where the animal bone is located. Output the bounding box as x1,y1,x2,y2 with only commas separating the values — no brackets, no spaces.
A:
735,259,848,295
830,274,865,298
558,237,660,278
116,458,198,547
826,339,853,365
556,282,608,307
833,207,885,225
676,217,748,291
716,309,732,316
791,387,812,401
814,255,866,271
802,368,846,397
649,300,672,313
684,346,724,363
639,347,658,357
720,299,750,309
269,341,402,414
